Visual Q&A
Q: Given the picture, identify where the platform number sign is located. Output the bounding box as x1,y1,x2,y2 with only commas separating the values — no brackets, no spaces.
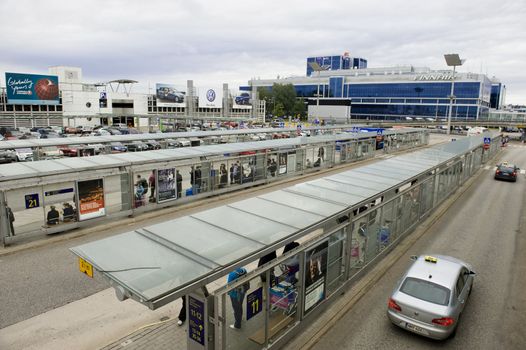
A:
189,296,205,346
25,193,40,209
246,287,263,320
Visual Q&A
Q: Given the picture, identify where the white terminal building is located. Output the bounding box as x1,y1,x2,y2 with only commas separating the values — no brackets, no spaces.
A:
0,66,264,129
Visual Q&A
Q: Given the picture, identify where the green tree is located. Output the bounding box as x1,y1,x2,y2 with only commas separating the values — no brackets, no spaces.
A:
293,98,307,120
273,83,296,116
272,102,285,117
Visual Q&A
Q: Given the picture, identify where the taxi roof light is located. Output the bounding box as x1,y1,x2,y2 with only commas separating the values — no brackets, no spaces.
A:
424,256,437,263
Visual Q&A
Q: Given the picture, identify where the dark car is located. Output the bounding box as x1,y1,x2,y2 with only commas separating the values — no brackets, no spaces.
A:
126,141,149,152
494,162,519,182
145,140,161,150
110,142,128,153
235,92,250,105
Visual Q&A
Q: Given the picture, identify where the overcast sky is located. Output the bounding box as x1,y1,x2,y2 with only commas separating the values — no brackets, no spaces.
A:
1,0,525,104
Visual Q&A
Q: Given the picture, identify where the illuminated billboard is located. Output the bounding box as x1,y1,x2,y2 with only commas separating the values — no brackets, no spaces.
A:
198,87,223,108
156,83,186,107
5,72,60,105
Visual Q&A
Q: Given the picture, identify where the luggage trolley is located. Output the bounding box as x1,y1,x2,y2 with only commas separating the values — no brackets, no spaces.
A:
270,280,297,315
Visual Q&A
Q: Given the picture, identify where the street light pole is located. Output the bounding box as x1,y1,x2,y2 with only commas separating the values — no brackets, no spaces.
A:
447,65,456,135
444,54,465,136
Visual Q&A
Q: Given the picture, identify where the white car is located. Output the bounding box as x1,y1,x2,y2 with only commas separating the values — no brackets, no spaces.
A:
387,255,475,340
15,148,34,161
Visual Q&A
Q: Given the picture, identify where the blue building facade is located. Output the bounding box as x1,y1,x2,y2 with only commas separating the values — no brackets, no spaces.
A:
247,57,497,122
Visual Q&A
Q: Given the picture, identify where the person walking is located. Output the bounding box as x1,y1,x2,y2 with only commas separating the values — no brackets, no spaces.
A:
227,267,249,329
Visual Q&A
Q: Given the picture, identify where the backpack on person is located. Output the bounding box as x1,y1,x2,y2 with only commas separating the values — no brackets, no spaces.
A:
236,268,250,294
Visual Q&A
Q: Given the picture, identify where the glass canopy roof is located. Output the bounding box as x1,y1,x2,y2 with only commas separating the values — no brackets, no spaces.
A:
0,131,389,181
70,134,490,309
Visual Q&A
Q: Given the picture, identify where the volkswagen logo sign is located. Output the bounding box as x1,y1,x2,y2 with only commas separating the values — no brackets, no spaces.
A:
206,89,216,102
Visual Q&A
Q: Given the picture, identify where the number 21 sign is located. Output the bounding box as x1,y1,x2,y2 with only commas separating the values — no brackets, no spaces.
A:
25,194,40,209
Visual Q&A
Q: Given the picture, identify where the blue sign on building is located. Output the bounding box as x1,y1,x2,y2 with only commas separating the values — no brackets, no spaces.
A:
5,72,60,105
188,296,205,346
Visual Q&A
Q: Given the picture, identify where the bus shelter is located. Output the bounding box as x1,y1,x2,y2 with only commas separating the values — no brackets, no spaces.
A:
0,129,428,245
69,133,499,349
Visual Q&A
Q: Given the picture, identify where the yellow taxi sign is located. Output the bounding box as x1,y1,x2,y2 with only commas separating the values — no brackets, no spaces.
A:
424,256,437,263
79,257,93,278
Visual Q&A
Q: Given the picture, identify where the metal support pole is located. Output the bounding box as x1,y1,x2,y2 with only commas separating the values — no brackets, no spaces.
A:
0,191,10,247
447,65,456,135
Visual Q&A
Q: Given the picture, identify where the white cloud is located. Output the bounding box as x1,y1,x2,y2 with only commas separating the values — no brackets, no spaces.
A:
1,0,525,103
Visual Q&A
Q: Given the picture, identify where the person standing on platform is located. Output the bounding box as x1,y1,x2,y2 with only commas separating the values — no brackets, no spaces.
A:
148,171,156,202
219,163,228,188
176,170,182,198
227,267,249,330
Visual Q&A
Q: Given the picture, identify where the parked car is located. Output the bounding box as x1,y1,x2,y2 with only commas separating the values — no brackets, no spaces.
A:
494,162,519,182
106,128,122,135
126,141,149,152
0,149,17,163
110,142,128,153
92,129,111,136
387,255,475,340
15,148,34,161
145,140,161,150
59,145,96,157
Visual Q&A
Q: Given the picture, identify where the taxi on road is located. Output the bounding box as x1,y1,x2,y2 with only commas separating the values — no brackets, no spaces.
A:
387,255,475,340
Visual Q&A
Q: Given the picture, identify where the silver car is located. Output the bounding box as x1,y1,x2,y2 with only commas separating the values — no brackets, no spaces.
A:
387,255,475,340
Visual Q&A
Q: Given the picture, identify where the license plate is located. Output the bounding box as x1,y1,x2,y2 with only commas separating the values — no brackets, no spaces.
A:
406,323,428,335
79,257,93,278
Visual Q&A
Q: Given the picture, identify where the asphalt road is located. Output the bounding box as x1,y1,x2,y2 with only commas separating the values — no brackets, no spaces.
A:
310,143,526,350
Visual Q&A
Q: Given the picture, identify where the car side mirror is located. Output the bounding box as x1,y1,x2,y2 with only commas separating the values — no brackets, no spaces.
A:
466,270,476,275
410,255,418,261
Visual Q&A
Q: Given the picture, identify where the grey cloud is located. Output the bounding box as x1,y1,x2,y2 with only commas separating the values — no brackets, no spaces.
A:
1,0,525,103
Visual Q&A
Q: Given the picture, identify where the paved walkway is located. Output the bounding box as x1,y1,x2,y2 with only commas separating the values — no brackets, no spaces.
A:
101,318,185,350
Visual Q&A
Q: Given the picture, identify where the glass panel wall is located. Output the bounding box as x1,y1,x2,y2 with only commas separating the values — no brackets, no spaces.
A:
326,228,346,295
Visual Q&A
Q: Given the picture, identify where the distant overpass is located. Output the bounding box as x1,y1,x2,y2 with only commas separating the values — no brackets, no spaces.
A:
343,111,526,129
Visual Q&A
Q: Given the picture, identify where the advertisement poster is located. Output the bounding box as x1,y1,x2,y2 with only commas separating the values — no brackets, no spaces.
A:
156,83,186,107
5,72,60,105
303,240,328,313
133,171,156,208
77,179,105,221
278,153,288,175
232,92,252,109
198,87,223,108
157,168,177,202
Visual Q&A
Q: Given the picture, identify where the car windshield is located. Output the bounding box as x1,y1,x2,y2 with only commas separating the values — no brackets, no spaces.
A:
400,277,450,306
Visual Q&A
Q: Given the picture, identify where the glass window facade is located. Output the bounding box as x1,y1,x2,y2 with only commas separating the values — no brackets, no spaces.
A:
346,82,481,99
329,77,344,98
490,83,502,109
